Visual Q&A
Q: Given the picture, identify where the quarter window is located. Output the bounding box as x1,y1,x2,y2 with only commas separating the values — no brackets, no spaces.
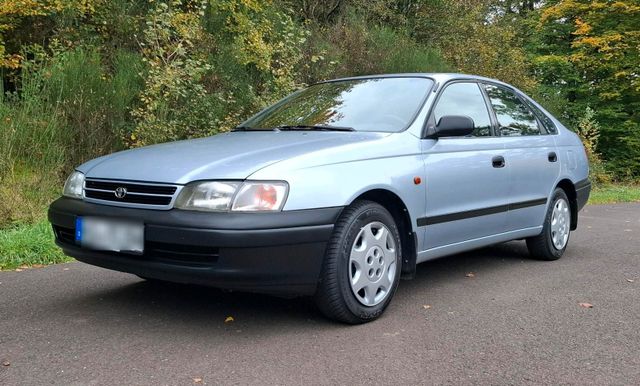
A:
433,82,492,137
484,85,541,136
525,100,558,134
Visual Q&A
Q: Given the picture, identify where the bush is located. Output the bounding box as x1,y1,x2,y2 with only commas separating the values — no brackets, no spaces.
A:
0,46,143,226
0,55,68,225
601,121,640,181
300,12,449,84
576,107,611,185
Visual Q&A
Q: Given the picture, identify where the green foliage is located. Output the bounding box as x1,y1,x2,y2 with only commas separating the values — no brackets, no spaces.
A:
414,0,537,92
203,0,310,131
533,0,640,179
129,0,215,146
2,45,143,165
300,11,448,84
0,46,143,225
577,107,600,157
577,107,610,184
0,221,71,270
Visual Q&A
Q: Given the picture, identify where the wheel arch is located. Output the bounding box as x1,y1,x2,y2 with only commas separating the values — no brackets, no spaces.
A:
350,189,417,279
555,178,578,231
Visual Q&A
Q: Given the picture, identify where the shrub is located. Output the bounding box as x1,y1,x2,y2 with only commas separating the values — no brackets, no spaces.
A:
0,45,143,225
577,107,611,184
300,12,449,84
129,0,216,146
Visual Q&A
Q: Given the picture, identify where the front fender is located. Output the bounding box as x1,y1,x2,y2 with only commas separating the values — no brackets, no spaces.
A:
251,155,425,233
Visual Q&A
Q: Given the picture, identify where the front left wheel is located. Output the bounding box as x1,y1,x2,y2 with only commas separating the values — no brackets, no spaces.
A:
315,200,402,324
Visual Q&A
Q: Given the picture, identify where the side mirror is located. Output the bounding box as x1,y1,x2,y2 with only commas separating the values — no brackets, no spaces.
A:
432,115,475,138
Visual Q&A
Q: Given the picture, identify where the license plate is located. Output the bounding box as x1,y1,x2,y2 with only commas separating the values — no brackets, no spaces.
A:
76,217,144,254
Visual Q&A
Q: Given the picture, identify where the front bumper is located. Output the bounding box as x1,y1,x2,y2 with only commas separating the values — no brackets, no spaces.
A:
48,197,342,295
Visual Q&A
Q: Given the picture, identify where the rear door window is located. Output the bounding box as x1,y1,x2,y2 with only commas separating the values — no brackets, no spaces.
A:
483,84,541,136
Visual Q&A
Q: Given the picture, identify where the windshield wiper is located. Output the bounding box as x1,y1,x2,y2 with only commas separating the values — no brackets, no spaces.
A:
277,124,355,132
233,125,355,132
232,126,279,132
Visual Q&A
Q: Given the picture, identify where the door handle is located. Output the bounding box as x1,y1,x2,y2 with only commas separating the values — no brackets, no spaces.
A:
492,155,505,168
548,152,558,162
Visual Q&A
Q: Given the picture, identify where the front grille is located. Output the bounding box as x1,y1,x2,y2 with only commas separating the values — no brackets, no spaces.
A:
84,179,177,207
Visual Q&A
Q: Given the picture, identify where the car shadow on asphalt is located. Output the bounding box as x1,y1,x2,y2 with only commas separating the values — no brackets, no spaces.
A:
400,239,533,292
63,241,534,328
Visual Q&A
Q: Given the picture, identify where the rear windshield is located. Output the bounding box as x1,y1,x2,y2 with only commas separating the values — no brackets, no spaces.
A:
241,77,433,133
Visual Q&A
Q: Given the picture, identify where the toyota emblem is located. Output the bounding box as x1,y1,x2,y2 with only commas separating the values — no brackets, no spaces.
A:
114,187,128,199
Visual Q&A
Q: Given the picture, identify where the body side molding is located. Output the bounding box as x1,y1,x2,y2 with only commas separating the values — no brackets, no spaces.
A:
417,198,548,227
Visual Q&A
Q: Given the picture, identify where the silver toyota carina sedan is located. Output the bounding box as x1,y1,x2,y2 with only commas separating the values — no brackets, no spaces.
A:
49,73,590,323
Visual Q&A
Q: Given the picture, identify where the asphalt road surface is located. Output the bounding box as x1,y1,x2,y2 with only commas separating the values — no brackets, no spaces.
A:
1,204,639,385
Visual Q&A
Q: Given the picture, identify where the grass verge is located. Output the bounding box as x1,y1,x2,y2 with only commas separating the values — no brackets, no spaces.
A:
0,221,72,270
588,184,640,205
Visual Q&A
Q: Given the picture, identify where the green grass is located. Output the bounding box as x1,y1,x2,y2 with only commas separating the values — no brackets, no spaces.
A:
588,184,640,205
0,221,71,270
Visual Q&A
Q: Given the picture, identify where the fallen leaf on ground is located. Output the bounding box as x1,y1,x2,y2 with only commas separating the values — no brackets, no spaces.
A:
224,316,234,323
14,269,23,272
2,360,9,367
579,302,593,309
193,377,203,384
627,279,634,283
465,272,475,278
422,305,431,309
32,264,45,268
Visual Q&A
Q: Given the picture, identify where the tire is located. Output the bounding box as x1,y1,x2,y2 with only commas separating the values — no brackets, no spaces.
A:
315,200,402,324
526,188,571,261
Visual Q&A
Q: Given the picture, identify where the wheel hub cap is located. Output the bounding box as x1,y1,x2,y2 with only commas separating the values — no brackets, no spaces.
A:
551,198,570,250
349,222,397,307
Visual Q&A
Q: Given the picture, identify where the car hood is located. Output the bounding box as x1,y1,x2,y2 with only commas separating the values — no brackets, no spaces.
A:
79,131,387,184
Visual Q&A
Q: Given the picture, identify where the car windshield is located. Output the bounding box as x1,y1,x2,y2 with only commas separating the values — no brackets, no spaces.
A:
239,77,433,133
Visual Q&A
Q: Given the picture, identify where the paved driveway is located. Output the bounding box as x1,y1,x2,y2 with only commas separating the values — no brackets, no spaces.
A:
1,204,639,385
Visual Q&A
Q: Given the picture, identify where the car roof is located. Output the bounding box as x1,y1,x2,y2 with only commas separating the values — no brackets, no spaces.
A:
317,73,516,90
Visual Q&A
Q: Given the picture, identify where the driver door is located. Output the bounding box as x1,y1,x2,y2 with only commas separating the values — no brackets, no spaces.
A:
420,82,510,250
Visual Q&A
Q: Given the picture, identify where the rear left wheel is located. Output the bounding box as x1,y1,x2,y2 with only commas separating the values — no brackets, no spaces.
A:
315,200,402,324
526,188,571,260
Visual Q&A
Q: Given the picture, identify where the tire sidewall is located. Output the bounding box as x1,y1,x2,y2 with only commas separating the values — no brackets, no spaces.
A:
335,205,402,321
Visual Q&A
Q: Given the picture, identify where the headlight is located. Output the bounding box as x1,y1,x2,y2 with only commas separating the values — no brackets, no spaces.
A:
231,182,288,211
175,181,288,212
63,171,85,199
175,181,240,211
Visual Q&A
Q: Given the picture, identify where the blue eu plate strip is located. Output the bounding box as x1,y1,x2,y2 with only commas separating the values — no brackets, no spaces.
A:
75,217,83,242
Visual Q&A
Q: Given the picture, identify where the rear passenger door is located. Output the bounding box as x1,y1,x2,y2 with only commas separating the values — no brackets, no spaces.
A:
421,82,509,250
482,84,560,231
